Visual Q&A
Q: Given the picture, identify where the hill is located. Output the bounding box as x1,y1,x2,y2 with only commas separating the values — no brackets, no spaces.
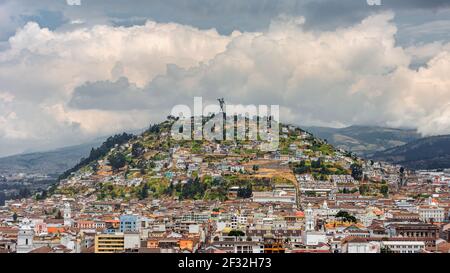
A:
53,117,390,201
371,135,450,170
303,125,421,157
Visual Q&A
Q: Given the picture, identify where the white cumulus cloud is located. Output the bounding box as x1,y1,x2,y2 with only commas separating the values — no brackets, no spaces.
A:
1,12,450,156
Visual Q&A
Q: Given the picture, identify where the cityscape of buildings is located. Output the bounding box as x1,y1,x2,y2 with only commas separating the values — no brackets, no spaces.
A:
1,121,450,254
1,1,450,259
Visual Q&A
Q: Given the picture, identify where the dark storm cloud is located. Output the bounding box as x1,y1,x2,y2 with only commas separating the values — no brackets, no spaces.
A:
68,77,150,111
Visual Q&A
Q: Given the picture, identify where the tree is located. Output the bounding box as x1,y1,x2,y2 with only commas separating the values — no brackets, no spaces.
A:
180,178,206,200
91,162,99,172
350,163,363,181
237,186,252,199
380,184,389,197
336,210,350,219
311,158,322,169
252,165,259,172
139,183,149,200
55,210,63,219
359,184,369,195
148,124,161,134
335,210,357,223
399,166,406,187
132,142,145,157
228,230,245,236
294,166,310,174
0,191,5,206
108,152,127,170
35,190,48,200
381,246,394,253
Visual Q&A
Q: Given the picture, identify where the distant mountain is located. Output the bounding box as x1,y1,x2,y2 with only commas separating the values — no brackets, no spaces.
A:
303,125,421,157
371,135,450,170
0,139,104,176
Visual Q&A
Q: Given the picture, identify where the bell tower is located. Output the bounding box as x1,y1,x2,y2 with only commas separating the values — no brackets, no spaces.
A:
17,218,34,253
64,203,72,227
305,203,315,231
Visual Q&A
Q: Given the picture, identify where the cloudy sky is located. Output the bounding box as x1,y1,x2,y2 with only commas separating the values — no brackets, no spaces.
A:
1,0,450,156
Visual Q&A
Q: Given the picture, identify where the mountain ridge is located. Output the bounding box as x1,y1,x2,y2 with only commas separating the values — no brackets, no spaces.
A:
303,125,421,157
0,139,104,176
371,134,450,170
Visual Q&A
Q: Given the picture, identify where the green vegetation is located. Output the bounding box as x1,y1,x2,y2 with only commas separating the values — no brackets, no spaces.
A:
108,152,127,170
132,142,145,157
228,230,245,236
335,210,357,223
139,183,149,200
292,160,310,174
237,185,252,199
359,184,370,195
312,143,334,155
380,184,389,197
180,178,206,200
191,141,203,153
350,163,363,181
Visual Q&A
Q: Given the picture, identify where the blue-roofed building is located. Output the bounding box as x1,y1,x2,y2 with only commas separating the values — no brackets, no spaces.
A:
120,215,139,232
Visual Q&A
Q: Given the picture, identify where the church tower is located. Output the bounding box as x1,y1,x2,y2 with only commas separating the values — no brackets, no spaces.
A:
64,203,72,227
16,218,34,253
305,203,315,231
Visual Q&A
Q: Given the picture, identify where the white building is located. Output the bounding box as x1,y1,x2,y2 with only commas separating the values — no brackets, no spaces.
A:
252,190,296,204
382,241,425,253
302,204,327,246
16,219,35,253
305,203,315,232
418,205,445,223
342,238,379,253
234,241,263,253
302,231,327,246
63,203,73,227
124,232,141,251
